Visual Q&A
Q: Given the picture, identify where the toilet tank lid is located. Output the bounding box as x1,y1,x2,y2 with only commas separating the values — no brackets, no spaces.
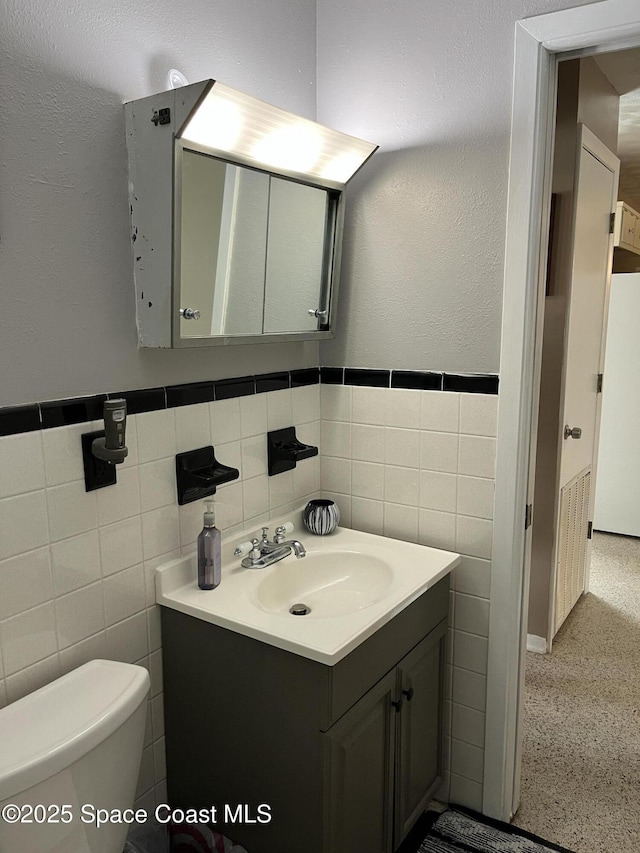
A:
0,659,150,801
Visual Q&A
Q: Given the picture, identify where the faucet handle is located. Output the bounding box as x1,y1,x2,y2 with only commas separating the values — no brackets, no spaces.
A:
234,541,251,557
274,525,286,543
273,521,295,543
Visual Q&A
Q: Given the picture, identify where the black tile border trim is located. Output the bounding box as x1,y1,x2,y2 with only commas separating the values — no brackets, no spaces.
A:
443,373,499,395
255,372,290,394
320,367,344,385
391,370,443,391
214,375,255,400
0,367,497,437
165,381,215,408
344,368,391,388
40,395,108,429
321,368,498,394
0,404,42,437
290,367,320,388
112,388,167,415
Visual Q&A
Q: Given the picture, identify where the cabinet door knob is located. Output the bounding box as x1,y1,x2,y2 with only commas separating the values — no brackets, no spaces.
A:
391,698,403,713
180,307,201,320
402,687,414,701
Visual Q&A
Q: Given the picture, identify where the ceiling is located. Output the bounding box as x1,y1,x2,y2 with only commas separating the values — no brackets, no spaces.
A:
594,47,640,207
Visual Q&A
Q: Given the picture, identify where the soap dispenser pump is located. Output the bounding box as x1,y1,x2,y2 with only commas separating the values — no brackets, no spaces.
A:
198,500,221,590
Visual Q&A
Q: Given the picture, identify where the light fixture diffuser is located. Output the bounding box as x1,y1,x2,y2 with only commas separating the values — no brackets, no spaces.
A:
178,80,377,187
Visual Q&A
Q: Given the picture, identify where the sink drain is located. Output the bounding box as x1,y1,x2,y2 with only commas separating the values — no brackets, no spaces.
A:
289,602,311,616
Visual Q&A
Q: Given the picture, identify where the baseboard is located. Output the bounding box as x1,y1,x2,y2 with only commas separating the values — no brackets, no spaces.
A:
526,634,547,654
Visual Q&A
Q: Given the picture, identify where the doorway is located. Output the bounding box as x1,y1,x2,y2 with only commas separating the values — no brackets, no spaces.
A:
485,0,640,825
514,50,640,851
527,58,621,656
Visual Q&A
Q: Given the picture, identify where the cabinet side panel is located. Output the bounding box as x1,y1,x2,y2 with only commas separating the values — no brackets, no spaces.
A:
161,608,326,853
125,81,208,348
125,91,176,347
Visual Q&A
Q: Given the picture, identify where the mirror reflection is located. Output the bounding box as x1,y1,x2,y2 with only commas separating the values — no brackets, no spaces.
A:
178,148,335,339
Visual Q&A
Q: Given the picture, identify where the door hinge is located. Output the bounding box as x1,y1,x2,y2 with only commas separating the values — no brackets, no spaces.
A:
587,521,593,540
525,504,533,530
597,373,603,393
609,212,616,234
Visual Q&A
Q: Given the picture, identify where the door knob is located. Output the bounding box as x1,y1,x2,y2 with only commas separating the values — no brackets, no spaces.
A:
308,308,328,318
564,425,582,440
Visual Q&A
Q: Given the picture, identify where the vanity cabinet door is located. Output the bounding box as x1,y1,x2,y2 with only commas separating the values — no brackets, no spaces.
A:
323,670,396,853
394,623,446,845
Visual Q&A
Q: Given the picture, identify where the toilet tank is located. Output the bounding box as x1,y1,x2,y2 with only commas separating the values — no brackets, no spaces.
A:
0,659,150,853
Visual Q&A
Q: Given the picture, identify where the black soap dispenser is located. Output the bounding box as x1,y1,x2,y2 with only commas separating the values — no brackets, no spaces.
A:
198,500,221,590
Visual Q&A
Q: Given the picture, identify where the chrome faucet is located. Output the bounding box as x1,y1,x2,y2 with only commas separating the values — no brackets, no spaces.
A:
236,526,306,569
265,526,306,557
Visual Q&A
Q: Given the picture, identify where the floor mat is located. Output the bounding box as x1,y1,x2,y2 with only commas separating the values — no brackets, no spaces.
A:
417,809,576,853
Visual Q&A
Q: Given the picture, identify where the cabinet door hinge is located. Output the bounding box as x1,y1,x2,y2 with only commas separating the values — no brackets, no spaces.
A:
597,373,603,393
610,212,616,234
525,504,533,530
587,521,593,540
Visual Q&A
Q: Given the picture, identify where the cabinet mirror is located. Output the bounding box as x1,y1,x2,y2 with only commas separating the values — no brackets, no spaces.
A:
177,146,338,340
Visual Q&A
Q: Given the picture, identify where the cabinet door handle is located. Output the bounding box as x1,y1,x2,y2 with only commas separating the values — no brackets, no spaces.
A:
402,687,414,701
391,698,403,713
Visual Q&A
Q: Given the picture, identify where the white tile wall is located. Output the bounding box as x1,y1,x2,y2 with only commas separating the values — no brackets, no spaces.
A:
319,385,497,810
0,379,492,810
0,384,321,807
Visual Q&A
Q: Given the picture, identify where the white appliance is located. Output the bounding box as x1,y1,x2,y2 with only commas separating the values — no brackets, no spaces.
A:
594,273,640,536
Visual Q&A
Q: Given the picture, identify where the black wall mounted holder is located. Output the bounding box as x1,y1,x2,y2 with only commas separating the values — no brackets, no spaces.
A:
268,426,318,476
82,431,117,491
176,445,240,505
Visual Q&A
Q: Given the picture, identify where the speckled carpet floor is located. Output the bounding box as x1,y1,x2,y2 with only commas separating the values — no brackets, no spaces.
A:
513,532,640,852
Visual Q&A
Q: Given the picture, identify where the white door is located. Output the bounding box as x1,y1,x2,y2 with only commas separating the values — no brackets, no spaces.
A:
553,126,619,636
594,274,640,537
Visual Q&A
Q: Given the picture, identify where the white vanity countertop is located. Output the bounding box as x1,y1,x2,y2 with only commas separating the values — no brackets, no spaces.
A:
156,510,459,666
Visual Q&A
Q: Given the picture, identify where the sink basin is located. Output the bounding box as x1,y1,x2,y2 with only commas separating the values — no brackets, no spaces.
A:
155,508,460,665
254,551,394,618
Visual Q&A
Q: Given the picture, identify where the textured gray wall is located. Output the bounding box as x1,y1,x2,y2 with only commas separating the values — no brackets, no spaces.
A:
0,0,318,406
316,0,598,374
2,0,605,407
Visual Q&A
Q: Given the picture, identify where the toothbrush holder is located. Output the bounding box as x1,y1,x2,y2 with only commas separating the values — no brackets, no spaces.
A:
303,499,340,535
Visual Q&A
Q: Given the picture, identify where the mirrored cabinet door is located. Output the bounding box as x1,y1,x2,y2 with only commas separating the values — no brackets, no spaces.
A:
177,148,334,341
264,178,329,334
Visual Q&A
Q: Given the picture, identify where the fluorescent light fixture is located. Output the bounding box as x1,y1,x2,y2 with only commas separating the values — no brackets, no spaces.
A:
178,80,377,186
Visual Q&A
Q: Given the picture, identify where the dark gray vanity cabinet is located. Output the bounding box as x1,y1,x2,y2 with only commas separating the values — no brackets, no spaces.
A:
161,576,449,853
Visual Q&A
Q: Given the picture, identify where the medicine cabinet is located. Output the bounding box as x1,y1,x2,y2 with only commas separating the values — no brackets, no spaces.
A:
124,80,376,348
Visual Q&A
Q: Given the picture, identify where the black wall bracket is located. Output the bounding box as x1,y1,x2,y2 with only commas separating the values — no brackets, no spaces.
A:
175,445,240,505
82,431,117,492
268,426,318,477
